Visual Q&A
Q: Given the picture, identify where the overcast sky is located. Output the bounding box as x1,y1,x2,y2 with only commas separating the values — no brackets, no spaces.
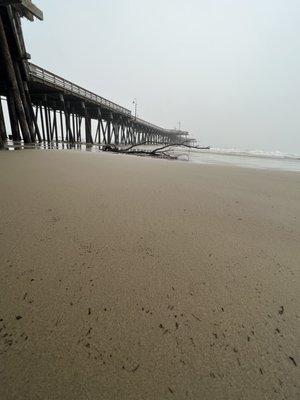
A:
22,0,300,153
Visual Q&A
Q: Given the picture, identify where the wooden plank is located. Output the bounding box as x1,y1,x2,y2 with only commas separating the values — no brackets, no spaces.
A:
0,0,43,21
19,0,43,21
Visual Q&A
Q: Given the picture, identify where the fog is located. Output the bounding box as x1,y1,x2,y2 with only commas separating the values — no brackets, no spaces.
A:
22,0,300,153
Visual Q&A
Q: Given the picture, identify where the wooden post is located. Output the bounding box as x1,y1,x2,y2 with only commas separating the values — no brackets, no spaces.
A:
6,86,21,141
67,106,74,143
127,125,131,144
0,12,31,142
100,119,106,144
54,110,58,142
86,115,92,144
114,121,119,145
107,113,113,144
95,120,100,144
39,104,45,141
0,99,4,147
75,113,79,142
30,102,41,142
47,107,53,141
128,126,131,144
106,120,110,144
82,102,93,144
0,96,7,142
64,100,74,143
78,116,82,142
25,83,41,142
65,108,69,142
59,110,64,142
50,109,54,140
72,109,76,142
51,107,58,142
44,101,50,142
126,125,129,144
14,61,35,141
96,107,101,144
121,122,125,144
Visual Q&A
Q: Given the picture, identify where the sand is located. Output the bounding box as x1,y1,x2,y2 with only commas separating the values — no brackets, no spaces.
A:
0,149,299,399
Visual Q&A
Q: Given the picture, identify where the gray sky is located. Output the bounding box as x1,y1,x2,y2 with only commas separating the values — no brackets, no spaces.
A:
23,0,300,153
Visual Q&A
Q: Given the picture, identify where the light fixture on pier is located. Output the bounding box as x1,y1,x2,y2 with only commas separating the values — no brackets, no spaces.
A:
133,98,137,120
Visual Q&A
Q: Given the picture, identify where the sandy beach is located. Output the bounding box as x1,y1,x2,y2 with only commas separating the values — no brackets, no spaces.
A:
0,150,299,399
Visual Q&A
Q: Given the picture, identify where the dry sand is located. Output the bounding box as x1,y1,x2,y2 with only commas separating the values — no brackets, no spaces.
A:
0,149,299,399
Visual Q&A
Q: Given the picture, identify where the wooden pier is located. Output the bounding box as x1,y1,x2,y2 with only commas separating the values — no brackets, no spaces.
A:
0,1,190,148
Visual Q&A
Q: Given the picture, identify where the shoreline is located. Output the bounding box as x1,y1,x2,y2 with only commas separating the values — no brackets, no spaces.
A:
1,142,300,172
0,150,299,399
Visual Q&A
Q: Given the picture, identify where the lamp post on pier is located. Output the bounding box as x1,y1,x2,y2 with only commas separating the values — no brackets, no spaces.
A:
133,98,137,120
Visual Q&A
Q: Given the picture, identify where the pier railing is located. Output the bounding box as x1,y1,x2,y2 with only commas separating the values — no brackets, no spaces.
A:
134,118,186,136
134,117,166,132
28,63,188,137
28,63,131,117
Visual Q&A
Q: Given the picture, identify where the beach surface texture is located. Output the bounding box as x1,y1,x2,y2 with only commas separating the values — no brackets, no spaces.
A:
0,150,299,399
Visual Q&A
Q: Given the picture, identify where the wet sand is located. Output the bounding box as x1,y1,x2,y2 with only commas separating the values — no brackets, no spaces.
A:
0,150,299,399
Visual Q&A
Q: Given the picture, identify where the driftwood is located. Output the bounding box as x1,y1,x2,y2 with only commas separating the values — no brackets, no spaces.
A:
102,141,210,160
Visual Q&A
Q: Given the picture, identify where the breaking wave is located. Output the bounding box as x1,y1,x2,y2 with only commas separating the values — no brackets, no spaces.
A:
208,148,300,160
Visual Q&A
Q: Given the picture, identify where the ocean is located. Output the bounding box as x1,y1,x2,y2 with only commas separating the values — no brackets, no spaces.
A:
181,147,300,172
